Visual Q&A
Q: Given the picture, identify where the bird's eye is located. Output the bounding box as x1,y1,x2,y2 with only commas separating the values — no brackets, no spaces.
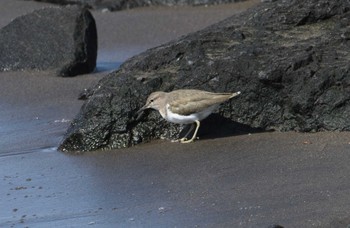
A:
150,99,154,103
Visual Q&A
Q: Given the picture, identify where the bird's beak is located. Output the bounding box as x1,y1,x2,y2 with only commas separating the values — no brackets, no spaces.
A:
136,104,147,114
135,104,148,121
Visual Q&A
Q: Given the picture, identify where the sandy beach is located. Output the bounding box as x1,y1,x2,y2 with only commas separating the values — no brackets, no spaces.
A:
1,0,350,227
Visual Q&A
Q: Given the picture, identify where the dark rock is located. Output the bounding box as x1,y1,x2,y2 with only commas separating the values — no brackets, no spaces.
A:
59,0,350,153
28,0,246,11
0,6,97,76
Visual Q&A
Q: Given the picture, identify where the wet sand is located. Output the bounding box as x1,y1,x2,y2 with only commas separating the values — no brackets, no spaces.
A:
1,0,350,227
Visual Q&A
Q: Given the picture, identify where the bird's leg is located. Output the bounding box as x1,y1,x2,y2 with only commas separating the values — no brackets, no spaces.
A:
171,124,194,143
180,120,200,143
177,124,195,142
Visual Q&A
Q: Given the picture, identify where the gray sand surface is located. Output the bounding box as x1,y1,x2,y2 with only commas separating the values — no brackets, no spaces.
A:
1,0,350,227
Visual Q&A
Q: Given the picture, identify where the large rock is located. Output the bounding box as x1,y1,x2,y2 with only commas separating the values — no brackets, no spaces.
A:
29,0,246,11
59,0,350,153
0,6,97,76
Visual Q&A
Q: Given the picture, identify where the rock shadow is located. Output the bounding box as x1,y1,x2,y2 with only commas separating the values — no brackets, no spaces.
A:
179,113,267,140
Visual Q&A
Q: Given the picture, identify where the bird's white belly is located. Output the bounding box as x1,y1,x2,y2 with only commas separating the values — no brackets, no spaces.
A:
165,104,218,124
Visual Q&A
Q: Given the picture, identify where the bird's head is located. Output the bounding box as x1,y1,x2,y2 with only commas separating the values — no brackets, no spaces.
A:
137,91,166,114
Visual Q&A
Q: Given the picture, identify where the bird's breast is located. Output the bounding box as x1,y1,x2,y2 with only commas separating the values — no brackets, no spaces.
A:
164,104,218,124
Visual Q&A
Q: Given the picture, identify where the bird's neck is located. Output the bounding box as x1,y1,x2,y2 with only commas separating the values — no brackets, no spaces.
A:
158,103,168,119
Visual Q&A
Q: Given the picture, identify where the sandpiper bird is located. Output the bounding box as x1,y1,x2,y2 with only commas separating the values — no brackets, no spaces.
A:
138,89,241,143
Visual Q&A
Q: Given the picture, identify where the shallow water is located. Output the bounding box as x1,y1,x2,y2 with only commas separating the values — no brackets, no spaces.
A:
2,130,350,227
95,61,122,72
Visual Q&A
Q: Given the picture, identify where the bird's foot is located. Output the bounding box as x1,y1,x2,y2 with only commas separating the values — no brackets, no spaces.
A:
171,138,188,143
172,137,198,143
180,137,195,143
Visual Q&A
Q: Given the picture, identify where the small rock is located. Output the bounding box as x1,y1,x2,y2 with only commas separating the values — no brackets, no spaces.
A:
0,6,97,76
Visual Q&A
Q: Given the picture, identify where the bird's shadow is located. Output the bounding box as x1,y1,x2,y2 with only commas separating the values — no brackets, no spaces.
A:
179,113,267,140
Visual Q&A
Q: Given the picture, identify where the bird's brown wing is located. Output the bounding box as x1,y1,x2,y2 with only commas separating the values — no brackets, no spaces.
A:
168,90,233,116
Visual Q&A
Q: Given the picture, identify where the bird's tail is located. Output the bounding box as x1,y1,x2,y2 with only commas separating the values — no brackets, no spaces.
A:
230,91,241,98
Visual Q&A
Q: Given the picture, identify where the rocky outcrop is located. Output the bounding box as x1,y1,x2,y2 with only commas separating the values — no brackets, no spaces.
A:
59,0,350,153
0,6,97,76
29,0,246,11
